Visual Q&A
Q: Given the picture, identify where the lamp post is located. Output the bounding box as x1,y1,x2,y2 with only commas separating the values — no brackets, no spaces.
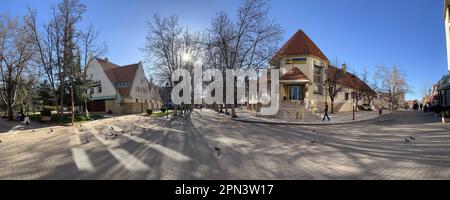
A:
165,83,169,119
352,75,356,121
323,81,327,104
323,81,327,116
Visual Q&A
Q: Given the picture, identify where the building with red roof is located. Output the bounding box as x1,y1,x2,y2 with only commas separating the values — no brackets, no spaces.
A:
85,57,163,114
266,30,375,118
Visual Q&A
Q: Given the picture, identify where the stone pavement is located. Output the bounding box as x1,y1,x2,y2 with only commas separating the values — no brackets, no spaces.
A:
0,118,61,134
0,110,449,179
231,108,391,125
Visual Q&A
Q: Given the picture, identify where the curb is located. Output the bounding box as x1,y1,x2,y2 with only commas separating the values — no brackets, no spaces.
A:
230,113,393,126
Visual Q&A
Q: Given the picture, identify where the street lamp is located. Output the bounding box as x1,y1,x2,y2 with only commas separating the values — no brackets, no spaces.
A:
165,83,170,119
323,82,327,102
352,75,356,121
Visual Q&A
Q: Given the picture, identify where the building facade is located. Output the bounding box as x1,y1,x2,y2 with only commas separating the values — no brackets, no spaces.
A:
86,57,163,114
434,0,450,107
262,30,374,119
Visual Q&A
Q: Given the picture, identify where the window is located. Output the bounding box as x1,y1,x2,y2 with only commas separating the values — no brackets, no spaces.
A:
345,93,349,100
97,86,102,93
314,65,323,93
89,88,94,95
116,82,130,88
289,85,303,100
90,73,93,79
314,66,322,83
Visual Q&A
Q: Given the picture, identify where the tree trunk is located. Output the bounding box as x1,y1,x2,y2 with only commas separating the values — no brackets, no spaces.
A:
7,105,14,121
231,103,237,118
59,81,65,124
355,99,359,112
330,99,335,114
84,99,89,118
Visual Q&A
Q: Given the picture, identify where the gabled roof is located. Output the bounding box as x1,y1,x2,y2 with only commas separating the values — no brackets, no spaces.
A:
328,65,375,94
94,57,140,98
280,67,309,81
271,29,329,63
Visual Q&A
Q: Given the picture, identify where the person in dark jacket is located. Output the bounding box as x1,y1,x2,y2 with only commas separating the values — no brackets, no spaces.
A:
322,103,330,121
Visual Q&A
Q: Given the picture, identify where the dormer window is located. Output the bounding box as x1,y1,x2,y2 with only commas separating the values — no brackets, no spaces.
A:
116,82,130,88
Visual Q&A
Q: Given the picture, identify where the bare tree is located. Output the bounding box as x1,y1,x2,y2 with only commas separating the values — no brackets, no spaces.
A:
361,69,379,106
375,65,409,111
366,79,379,106
53,0,87,124
78,25,108,117
207,0,283,117
27,0,89,125
143,14,203,115
326,66,343,114
0,15,35,120
353,69,366,111
143,14,182,88
26,8,60,115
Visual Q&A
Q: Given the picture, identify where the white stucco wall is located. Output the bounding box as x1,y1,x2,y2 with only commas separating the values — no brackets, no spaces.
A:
279,55,328,102
129,63,152,103
86,59,117,100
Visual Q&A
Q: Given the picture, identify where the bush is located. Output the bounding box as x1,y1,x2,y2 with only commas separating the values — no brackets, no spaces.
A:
147,109,153,116
40,109,52,117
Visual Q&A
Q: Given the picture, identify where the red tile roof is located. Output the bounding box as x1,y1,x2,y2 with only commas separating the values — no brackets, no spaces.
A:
328,65,375,94
280,67,309,81
95,57,139,98
271,30,329,63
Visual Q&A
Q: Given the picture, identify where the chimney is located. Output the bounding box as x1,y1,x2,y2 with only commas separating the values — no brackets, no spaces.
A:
104,57,108,62
341,63,347,74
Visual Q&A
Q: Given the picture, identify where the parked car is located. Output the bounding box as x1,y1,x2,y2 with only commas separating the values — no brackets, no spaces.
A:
358,104,373,111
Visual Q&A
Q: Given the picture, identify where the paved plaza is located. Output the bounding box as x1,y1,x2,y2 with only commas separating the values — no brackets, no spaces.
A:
233,109,390,125
0,110,450,179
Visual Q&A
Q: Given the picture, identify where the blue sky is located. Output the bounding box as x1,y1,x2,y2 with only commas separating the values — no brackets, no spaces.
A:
0,0,447,100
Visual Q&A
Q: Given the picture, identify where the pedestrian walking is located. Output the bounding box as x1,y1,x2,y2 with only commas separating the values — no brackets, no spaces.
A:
322,103,330,121
419,103,423,111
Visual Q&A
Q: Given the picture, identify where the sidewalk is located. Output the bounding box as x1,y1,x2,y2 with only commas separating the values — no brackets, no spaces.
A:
231,109,391,125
